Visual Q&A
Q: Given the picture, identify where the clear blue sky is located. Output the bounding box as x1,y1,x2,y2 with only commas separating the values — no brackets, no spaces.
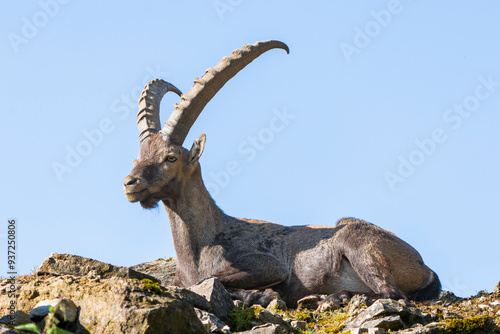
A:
1,1,499,297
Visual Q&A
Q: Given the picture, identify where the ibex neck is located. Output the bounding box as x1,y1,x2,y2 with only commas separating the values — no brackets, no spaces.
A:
162,170,224,282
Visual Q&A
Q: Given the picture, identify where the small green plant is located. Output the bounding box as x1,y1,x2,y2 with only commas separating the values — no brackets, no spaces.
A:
435,307,444,320
229,306,262,332
141,278,162,295
275,308,348,334
29,265,39,275
444,315,500,334
15,304,73,334
475,290,488,298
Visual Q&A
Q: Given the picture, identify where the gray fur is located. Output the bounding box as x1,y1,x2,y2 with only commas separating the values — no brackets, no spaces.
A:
123,40,440,307
123,134,440,307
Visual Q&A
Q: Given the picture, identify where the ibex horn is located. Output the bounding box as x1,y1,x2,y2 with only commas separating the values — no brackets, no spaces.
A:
160,40,289,145
137,79,182,144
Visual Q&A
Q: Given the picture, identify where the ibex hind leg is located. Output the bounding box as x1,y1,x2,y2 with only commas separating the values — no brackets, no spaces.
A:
342,249,406,300
339,245,407,299
328,256,402,304
334,222,407,300
408,270,441,301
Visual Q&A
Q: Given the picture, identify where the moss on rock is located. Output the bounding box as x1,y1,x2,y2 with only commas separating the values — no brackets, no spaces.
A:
141,278,161,295
230,305,264,331
443,315,500,334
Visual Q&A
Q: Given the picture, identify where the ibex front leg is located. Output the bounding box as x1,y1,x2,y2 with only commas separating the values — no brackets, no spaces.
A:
213,253,289,290
213,252,289,307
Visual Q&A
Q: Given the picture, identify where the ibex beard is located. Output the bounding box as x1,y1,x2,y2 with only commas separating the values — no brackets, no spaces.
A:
123,40,441,308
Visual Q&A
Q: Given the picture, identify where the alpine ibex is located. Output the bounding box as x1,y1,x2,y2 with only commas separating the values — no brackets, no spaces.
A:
123,40,440,307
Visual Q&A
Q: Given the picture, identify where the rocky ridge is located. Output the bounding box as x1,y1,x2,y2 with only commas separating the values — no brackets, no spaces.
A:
0,254,498,334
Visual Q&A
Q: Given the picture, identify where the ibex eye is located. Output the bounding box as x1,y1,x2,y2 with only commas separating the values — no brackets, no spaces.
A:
166,156,177,163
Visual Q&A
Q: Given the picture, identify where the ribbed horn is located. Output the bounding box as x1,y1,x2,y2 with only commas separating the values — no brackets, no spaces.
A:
160,40,289,145
137,79,182,144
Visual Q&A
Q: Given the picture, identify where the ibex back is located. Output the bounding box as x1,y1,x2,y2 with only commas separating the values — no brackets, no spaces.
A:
123,40,440,307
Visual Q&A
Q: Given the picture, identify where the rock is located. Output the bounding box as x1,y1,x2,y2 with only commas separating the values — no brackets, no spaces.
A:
495,282,500,294
29,298,78,323
239,323,287,334
344,299,426,330
399,299,416,308
350,328,387,334
396,322,441,334
317,296,342,313
421,322,444,333
316,300,339,312
188,277,234,322
256,309,289,329
398,313,500,334
169,286,212,311
475,290,487,298
0,324,22,334
361,314,405,331
131,258,177,287
434,290,462,306
37,253,157,282
297,295,321,310
290,320,306,330
261,289,282,304
194,308,231,333
347,295,373,316
267,299,287,312
257,310,280,323
1,259,206,333
344,299,402,329
0,311,32,326
442,311,462,319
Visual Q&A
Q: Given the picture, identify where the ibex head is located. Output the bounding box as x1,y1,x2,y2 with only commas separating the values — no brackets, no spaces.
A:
123,40,289,208
123,133,206,209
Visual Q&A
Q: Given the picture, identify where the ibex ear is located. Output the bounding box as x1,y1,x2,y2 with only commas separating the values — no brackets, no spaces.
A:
188,134,206,165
